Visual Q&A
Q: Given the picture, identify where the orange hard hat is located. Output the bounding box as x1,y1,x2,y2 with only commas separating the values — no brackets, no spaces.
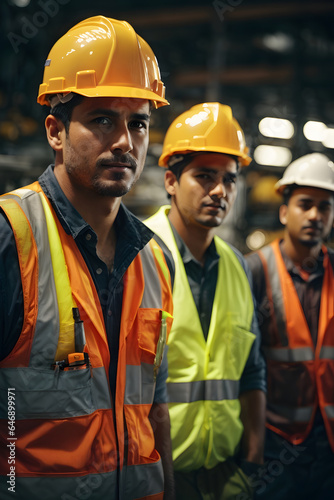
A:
37,15,168,109
159,102,251,167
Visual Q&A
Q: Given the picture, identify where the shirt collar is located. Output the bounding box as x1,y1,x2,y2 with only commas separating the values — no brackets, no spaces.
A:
279,239,324,279
169,220,219,266
38,164,154,249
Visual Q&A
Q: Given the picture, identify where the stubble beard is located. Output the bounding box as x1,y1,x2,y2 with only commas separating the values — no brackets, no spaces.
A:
91,171,137,198
64,148,140,198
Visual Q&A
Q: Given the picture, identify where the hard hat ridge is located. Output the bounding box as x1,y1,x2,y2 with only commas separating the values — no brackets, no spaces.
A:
37,15,168,109
159,102,251,167
275,153,334,194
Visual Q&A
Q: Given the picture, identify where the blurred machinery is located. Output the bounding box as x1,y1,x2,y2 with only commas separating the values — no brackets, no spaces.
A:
1,0,334,252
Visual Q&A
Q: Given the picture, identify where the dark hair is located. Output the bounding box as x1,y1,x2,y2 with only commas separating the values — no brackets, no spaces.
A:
282,183,334,205
282,185,296,205
166,155,194,199
49,94,84,133
166,152,239,199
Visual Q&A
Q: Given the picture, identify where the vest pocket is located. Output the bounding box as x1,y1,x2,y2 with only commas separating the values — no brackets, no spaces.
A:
137,308,163,365
220,317,256,380
0,367,94,419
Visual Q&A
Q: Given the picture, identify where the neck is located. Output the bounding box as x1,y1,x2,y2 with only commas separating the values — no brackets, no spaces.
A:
54,165,120,271
281,232,322,268
168,205,214,265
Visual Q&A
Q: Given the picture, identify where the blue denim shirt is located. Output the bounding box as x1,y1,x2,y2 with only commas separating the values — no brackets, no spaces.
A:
0,165,169,402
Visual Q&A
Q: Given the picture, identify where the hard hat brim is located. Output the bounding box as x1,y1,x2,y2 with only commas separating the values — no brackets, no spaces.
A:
159,146,252,168
37,86,169,108
275,179,334,194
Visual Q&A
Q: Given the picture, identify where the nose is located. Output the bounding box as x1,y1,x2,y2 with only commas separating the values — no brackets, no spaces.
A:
110,124,133,154
308,206,321,221
209,181,227,199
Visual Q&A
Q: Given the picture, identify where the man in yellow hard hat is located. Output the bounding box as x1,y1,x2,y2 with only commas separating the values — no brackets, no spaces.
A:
246,153,334,500
0,16,175,500
145,102,266,499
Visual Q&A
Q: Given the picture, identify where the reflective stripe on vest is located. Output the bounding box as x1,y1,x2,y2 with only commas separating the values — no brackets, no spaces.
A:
145,205,255,471
263,346,314,362
268,403,313,423
0,185,173,499
257,239,334,451
167,379,240,403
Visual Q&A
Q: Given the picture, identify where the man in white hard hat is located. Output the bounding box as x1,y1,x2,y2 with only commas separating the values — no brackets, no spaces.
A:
146,103,266,500
246,153,334,499
0,16,175,500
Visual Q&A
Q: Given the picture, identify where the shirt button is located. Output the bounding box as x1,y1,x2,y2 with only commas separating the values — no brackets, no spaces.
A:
96,268,102,275
86,233,92,241
108,310,112,317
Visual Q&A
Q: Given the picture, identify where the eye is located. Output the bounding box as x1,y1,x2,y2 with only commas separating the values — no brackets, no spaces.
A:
129,120,148,130
224,175,236,185
196,173,211,180
319,203,332,213
94,117,113,126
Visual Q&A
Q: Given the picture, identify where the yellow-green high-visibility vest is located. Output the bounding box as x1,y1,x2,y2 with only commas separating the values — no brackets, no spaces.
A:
145,206,255,471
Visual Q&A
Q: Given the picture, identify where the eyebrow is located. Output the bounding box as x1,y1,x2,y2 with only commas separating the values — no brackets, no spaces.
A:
196,167,238,179
86,109,151,122
298,196,333,206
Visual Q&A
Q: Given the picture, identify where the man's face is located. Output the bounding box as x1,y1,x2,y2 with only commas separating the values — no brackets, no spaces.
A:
166,153,238,229
279,187,334,247
59,96,150,198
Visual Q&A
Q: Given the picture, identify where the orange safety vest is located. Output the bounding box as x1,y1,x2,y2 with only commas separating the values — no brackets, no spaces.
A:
257,239,334,450
0,183,173,500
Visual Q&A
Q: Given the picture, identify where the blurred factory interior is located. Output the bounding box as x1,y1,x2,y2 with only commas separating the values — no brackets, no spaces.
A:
1,0,334,253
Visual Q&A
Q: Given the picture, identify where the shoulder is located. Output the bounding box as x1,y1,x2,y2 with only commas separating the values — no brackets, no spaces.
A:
153,234,175,289
216,238,252,279
245,247,270,304
245,248,266,277
326,246,334,269
327,246,334,258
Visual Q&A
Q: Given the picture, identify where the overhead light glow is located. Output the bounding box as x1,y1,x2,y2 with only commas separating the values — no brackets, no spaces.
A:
246,230,266,251
303,121,327,142
262,33,294,53
254,145,292,167
11,0,31,6
322,128,334,149
259,117,294,139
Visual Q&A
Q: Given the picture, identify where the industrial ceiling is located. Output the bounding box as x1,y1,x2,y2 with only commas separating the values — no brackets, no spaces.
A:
1,0,334,250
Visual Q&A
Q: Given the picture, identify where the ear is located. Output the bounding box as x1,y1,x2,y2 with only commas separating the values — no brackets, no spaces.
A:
45,114,65,151
164,170,178,197
279,204,288,226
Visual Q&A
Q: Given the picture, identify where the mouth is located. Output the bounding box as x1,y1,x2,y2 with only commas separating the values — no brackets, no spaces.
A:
303,226,322,234
204,203,226,212
100,162,133,170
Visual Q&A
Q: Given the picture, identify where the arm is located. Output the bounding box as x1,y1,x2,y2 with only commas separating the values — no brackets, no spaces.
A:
149,402,175,500
239,389,266,464
237,253,267,465
0,210,23,361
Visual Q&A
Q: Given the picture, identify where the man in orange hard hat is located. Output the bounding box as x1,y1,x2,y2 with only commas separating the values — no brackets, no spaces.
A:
0,16,175,500
145,103,266,499
246,153,334,499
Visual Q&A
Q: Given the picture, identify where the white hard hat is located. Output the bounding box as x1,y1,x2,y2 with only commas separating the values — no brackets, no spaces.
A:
275,153,334,194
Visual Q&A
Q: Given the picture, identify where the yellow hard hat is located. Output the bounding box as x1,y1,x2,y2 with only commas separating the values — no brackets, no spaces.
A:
159,102,251,167
37,15,168,109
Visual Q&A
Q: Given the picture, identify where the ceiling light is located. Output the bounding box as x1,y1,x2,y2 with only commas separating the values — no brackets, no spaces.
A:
254,145,292,167
322,128,334,149
303,121,327,142
246,230,266,251
262,33,294,53
10,0,31,6
259,117,294,139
